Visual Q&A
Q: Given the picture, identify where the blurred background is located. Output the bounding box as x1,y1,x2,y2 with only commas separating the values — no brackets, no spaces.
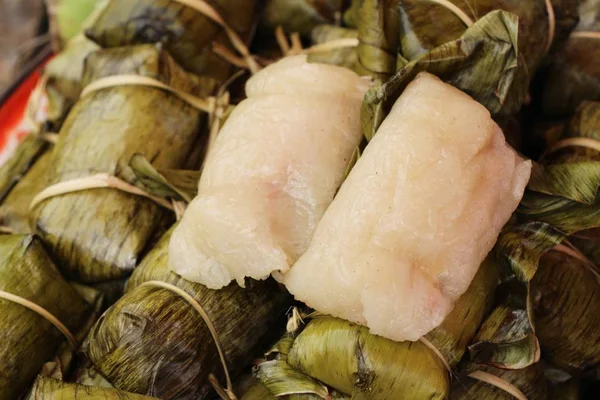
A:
0,0,96,96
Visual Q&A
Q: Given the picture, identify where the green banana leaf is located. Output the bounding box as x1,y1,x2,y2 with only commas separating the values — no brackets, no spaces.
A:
79,226,291,399
260,0,343,37
542,0,600,118
361,10,523,140
0,135,48,207
255,258,500,399
353,0,399,82
531,249,600,379
31,44,218,283
496,102,600,283
28,376,157,399
45,36,100,129
0,149,52,234
0,234,99,400
307,25,358,69
125,153,201,203
468,281,539,370
85,0,258,81
452,288,550,400
238,373,349,400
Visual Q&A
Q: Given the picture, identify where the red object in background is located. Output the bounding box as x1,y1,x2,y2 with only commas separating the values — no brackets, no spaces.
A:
0,65,44,148
0,52,52,163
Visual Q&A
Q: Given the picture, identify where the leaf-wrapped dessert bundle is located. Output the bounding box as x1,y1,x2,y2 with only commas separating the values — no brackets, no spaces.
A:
495,102,600,380
531,249,600,379
394,0,578,113
169,54,371,289
31,44,218,283
255,258,499,399
28,376,158,399
0,234,101,400
85,0,259,80
285,72,530,342
80,227,291,399
542,0,600,117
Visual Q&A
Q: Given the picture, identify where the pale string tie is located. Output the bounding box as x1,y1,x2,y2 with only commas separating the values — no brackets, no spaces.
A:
139,281,237,400
545,137,600,155
468,371,528,400
275,26,359,58
570,31,600,40
0,290,76,348
80,75,215,113
421,0,474,27
544,0,556,53
30,173,175,212
419,336,451,373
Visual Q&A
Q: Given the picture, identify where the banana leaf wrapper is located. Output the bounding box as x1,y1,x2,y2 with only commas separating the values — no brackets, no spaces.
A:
28,376,158,399
31,44,218,283
0,234,99,400
307,25,357,69
542,0,600,118
452,286,549,400
468,280,540,370
256,258,499,399
361,10,524,140
80,227,291,399
85,0,258,81
531,250,600,379
0,135,48,206
498,102,600,284
539,102,600,265
44,36,100,129
239,373,349,400
353,0,399,82
260,0,344,38
396,0,578,65
0,149,52,234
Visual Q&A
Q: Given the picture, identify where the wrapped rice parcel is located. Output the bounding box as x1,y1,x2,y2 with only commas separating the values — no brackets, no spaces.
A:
255,258,499,399
495,104,600,380
395,0,579,107
542,0,600,117
524,101,600,266
85,0,259,80
0,234,100,400
531,249,600,379
80,226,291,399
28,376,158,399
31,44,218,283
